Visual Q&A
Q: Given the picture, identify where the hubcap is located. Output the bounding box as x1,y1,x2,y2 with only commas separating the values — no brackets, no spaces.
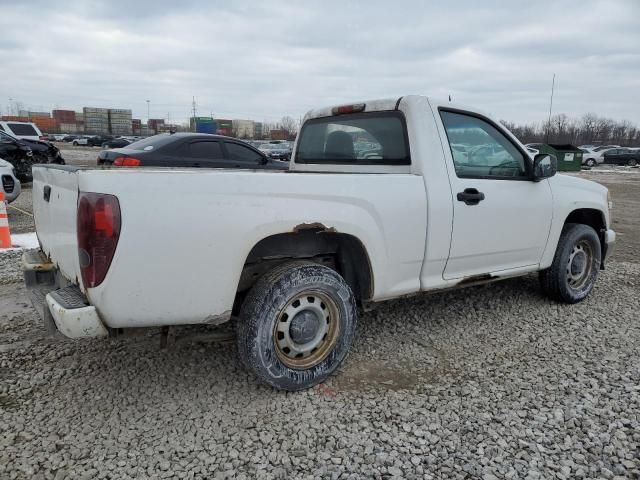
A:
566,241,593,290
273,291,340,369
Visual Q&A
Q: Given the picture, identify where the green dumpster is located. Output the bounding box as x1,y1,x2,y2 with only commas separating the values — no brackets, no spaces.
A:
535,144,583,172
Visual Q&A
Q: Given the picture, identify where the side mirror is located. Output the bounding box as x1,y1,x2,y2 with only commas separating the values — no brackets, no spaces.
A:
533,153,557,181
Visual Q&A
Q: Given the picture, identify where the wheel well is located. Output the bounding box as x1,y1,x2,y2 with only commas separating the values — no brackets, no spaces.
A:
238,230,373,302
564,208,606,257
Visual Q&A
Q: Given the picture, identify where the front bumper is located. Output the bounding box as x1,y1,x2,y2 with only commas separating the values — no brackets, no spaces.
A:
22,250,108,339
603,229,616,264
1,170,21,203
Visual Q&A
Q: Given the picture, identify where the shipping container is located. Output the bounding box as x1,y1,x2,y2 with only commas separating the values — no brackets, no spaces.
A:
215,119,233,128
53,110,76,123
59,123,77,133
216,127,233,136
195,121,217,134
83,107,109,114
108,109,132,115
32,117,57,133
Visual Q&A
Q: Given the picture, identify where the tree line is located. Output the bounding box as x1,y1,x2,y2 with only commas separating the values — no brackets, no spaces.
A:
500,113,640,147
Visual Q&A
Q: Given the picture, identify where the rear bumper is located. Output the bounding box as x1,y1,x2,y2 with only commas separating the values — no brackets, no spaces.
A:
22,250,108,339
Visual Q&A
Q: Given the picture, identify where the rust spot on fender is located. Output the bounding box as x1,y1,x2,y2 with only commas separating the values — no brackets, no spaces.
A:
293,222,337,233
203,310,232,325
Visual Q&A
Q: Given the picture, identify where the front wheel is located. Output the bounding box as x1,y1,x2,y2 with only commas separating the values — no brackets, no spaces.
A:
237,261,357,391
628,159,638,167
72,141,78,146
539,223,601,303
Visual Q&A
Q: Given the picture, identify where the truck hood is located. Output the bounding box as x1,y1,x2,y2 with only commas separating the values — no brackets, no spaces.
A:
550,173,608,196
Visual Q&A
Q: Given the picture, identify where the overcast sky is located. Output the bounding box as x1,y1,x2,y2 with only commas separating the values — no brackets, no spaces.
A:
1,0,639,125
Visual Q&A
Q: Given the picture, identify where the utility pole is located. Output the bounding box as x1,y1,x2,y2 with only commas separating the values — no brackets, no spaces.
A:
545,73,555,144
191,97,197,132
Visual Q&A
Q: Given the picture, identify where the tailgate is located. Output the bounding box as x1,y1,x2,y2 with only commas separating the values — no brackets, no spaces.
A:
32,165,82,286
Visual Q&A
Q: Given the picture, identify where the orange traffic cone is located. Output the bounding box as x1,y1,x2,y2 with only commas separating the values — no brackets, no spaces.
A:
0,191,11,248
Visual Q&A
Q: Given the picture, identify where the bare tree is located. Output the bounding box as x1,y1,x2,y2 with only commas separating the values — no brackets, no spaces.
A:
280,116,298,137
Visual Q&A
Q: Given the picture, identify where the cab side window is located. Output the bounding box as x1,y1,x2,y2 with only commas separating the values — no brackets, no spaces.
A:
440,111,527,179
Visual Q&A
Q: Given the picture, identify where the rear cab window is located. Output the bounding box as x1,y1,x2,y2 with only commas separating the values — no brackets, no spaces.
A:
296,111,410,165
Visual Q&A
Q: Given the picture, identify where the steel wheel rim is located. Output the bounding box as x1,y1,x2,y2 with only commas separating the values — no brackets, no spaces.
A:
566,240,594,290
273,290,340,369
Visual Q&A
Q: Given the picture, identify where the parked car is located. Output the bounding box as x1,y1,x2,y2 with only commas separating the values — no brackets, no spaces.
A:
0,131,64,180
52,134,67,141
0,121,44,141
0,132,35,181
24,95,614,391
72,136,91,146
101,138,131,149
581,147,617,166
97,133,286,169
603,148,639,166
63,135,78,142
0,158,21,203
258,142,292,161
87,135,114,147
592,145,620,151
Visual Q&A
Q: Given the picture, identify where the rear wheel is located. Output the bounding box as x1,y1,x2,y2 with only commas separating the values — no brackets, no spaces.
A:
237,261,357,391
585,158,596,167
72,141,78,146
628,158,638,167
539,223,601,303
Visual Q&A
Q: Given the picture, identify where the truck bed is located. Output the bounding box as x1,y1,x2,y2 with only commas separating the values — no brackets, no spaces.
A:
31,164,427,329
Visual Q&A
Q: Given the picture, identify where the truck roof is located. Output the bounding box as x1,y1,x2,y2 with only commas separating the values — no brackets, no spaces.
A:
303,95,494,121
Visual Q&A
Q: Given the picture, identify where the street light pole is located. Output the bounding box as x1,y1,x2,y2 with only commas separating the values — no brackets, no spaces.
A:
146,100,150,124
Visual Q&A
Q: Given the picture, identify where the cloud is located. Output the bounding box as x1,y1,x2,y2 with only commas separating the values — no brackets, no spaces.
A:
1,0,639,125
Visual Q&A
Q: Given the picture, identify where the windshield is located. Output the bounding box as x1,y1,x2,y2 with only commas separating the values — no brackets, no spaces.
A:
296,111,410,165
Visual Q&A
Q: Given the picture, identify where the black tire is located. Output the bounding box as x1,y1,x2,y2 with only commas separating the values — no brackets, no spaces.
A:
237,261,357,391
586,158,596,167
628,159,638,167
72,141,78,146
539,223,601,303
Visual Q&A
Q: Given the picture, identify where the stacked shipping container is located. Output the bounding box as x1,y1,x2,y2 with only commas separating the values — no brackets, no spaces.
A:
52,110,76,124
215,119,233,136
109,109,133,135
83,107,109,134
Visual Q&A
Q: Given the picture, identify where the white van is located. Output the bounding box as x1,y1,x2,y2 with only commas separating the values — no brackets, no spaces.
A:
0,121,44,141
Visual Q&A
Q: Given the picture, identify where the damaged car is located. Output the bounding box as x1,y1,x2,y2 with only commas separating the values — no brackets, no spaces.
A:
0,130,64,180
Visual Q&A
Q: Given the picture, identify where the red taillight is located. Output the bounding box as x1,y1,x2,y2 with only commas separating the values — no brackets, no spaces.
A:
39,136,47,141
77,193,121,288
113,156,140,167
331,103,366,115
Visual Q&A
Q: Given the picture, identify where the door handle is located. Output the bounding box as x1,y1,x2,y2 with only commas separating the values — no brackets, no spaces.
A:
457,188,485,205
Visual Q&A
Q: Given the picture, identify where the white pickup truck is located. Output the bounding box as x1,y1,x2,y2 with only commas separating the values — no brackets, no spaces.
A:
23,95,615,391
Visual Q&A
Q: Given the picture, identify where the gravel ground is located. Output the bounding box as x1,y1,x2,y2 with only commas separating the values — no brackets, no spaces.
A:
1,163,639,479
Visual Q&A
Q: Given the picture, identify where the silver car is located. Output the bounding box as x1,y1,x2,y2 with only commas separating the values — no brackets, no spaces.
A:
0,158,21,203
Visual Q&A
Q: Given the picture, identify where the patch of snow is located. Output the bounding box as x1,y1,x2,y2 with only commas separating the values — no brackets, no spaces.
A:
1,232,39,251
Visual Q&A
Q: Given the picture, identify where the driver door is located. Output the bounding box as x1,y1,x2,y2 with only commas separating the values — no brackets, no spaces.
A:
438,110,553,280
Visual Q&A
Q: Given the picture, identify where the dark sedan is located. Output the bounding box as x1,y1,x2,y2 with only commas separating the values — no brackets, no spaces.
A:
258,143,292,161
97,133,288,170
102,138,131,149
603,148,639,166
